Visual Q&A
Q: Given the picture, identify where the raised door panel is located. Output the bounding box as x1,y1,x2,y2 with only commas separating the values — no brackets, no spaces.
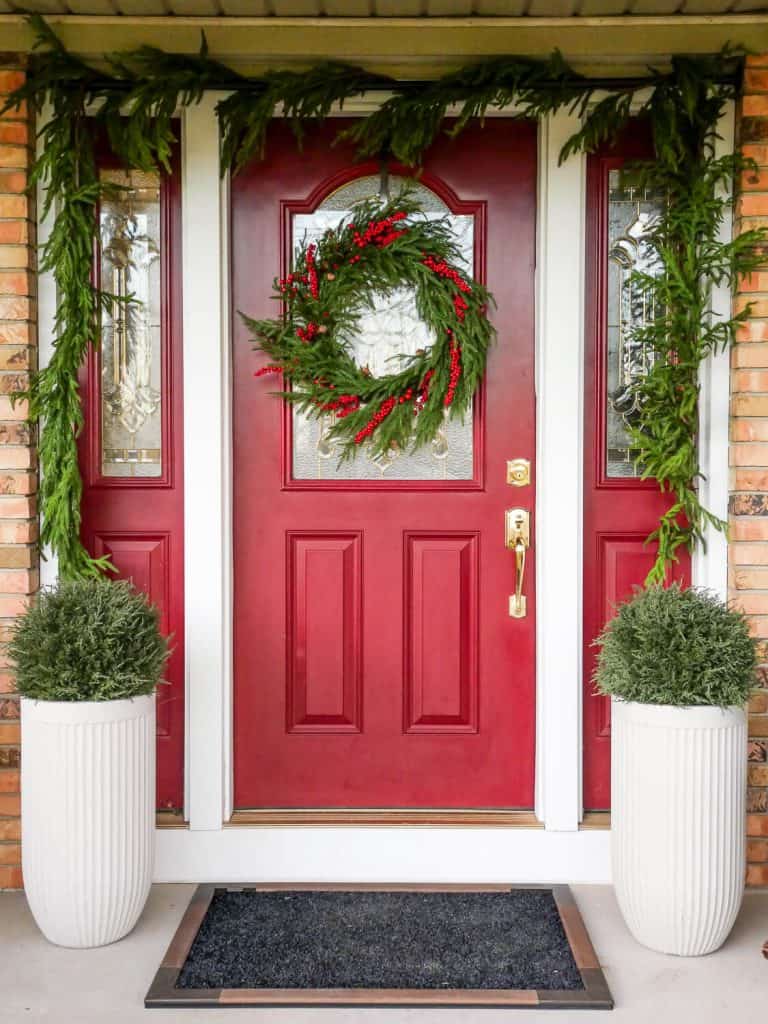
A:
286,532,362,733
404,533,479,733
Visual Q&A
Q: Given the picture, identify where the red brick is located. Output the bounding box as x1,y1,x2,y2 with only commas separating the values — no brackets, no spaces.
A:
734,568,768,589
0,697,19,720
733,369,768,392
0,819,19,842
733,593,768,615
742,94,768,117
0,72,25,95
736,320,768,343
0,193,28,217
747,813,768,836
0,447,34,470
733,469,768,489
0,569,38,594
748,617,768,639
749,714,768,735
0,597,30,618
741,173,768,194
742,143,768,164
746,864,768,886
0,148,28,170
0,323,33,347
738,195,768,219
0,842,20,867
0,271,32,297
731,542,768,565
0,792,19,815
732,394,768,416
732,342,768,367
0,124,27,147
729,518,768,541
0,397,29,421
0,170,26,194
0,520,37,544
0,222,29,246
0,770,18,794
0,866,22,889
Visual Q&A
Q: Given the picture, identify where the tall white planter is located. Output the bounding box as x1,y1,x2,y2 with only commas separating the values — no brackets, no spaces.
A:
612,700,746,957
21,695,155,948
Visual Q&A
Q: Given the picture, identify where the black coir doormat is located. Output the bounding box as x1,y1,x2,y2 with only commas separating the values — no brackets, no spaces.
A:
145,884,612,1009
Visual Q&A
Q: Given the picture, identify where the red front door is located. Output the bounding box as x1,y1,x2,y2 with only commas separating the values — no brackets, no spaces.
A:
232,121,537,809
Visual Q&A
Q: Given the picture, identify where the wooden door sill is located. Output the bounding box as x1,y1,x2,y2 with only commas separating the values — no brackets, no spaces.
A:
228,809,542,827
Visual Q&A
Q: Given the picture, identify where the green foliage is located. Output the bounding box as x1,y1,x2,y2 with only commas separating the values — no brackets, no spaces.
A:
594,583,757,708
2,14,762,583
245,192,494,460
564,54,764,582
338,53,592,166
9,579,170,702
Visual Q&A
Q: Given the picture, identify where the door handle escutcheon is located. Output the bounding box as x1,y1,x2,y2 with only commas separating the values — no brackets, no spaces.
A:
505,508,530,619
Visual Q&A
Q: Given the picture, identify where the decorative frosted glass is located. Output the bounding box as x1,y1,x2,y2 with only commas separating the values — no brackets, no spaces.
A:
99,169,162,478
606,169,665,478
291,176,475,481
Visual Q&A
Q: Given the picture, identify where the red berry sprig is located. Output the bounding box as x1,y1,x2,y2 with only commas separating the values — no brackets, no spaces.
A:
354,396,397,445
422,254,472,294
254,364,283,378
296,322,320,343
444,332,462,408
319,393,361,418
306,243,319,299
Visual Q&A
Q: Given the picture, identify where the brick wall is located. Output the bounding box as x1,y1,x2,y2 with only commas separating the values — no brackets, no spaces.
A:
0,62,37,891
734,55,768,888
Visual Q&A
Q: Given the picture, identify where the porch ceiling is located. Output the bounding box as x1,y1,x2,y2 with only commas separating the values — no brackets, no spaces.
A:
2,2,768,15
1,1,768,72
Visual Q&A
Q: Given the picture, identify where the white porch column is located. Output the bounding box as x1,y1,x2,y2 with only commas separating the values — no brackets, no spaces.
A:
535,111,586,831
182,94,232,830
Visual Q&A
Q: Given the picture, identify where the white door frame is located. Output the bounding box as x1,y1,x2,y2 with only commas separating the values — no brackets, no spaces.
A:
37,97,733,883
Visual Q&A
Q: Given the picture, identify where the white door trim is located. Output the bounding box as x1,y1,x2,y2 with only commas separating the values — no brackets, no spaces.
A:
693,101,734,599
534,110,586,830
182,94,233,830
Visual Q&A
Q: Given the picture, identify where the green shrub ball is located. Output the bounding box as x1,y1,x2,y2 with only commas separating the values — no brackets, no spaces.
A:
9,578,170,702
594,583,757,708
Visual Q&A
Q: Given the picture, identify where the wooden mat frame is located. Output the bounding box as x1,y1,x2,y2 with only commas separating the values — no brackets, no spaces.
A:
145,883,614,1010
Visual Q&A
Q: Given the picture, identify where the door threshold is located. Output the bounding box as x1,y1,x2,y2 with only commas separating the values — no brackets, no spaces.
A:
228,809,542,828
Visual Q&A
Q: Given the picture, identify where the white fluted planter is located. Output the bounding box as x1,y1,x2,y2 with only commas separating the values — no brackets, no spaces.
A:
21,695,155,948
612,699,746,957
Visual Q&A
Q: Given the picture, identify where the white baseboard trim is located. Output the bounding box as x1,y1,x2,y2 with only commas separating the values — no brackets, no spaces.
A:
153,827,612,885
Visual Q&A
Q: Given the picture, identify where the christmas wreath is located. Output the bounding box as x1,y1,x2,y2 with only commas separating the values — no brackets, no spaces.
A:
244,192,495,460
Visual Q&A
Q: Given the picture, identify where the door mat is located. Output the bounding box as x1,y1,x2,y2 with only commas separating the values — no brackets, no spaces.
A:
144,884,614,1011
146,884,612,1009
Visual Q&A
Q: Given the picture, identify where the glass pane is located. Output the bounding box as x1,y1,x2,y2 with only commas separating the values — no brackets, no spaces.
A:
291,175,475,481
99,169,162,478
605,169,665,479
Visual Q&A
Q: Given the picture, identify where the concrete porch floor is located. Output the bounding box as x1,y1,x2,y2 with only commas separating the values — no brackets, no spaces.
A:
0,885,766,1022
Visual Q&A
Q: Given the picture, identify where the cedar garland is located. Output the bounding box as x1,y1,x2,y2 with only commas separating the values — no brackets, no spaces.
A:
2,13,764,581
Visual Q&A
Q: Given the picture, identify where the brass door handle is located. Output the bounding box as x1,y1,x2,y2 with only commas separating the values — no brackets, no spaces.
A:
505,508,530,619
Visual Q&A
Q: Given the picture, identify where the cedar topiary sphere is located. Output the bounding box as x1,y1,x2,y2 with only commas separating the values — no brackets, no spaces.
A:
9,578,170,702
594,583,757,708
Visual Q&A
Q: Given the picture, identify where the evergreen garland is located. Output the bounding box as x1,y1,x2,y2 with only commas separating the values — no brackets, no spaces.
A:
2,13,762,581
246,193,494,459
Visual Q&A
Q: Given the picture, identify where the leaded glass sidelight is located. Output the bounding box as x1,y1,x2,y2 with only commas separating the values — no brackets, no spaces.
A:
605,169,665,478
99,169,162,478
291,176,475,481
